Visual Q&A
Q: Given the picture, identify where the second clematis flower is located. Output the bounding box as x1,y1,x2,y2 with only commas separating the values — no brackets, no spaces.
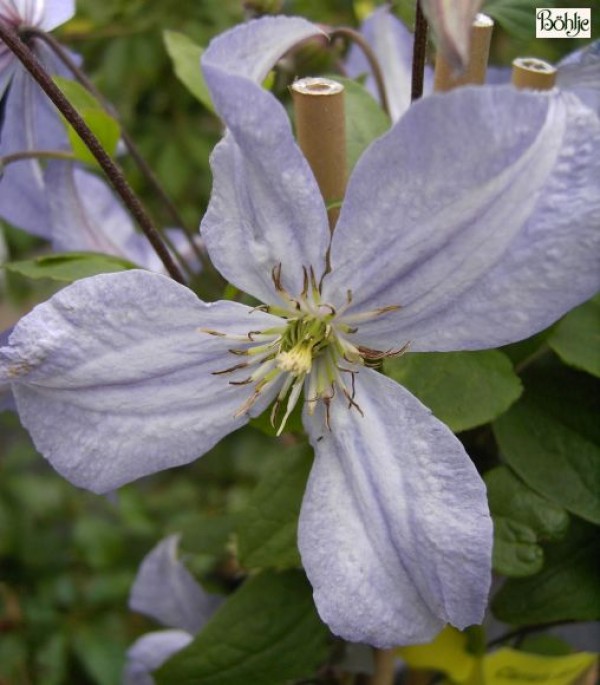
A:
1,16,599,648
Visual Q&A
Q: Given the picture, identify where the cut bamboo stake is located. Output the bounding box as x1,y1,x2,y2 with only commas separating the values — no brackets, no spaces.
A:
368,648,397,685
290,77,346,230
511,57,557,90
434,13,494,92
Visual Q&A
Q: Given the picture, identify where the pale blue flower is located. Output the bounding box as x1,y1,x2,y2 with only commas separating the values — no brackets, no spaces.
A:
345,6,430,122
349,8,599,122
0,0,76,235
1,16,599,647
42,160,200,272
123,535,222,685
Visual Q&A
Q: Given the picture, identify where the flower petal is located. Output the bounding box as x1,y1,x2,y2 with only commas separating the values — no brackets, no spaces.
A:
557,40,600,117
39,0,75,31
123,630,193,685
0,326,15,412
347,7,431,122
323,87,600,351
129,534,222,633
0,42,72,237
0,270,283,493
45,161,137,253
299,369,492,648
201,17,329,304
420,0,483,72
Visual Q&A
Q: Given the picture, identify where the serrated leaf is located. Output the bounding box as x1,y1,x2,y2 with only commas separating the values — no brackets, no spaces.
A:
334,75,390,171
384,350,522,432
548,295,600,378
3,252,136,282
493,367,600,524
53,77,120,164
492,518,600,624
156,570,330,685
237,445,312,569
486,466,569,577
163,30,214,112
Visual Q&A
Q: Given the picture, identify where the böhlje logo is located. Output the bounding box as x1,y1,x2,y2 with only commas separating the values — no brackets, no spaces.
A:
536,8,591,38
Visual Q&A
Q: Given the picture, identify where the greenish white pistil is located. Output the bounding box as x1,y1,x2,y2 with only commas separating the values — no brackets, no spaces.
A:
202,266,405,433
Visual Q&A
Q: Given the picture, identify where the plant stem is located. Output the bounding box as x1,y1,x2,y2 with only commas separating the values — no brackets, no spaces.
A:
329,27,390,118
1,150,76,168
21,26,208,270
411,2,428,101
0,19,186,283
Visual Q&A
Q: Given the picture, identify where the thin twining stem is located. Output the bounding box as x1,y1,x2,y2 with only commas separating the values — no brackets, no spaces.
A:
21,26,208,270
329,27,391,118
411,1,428,101
0,19,186,283
1,150,76,168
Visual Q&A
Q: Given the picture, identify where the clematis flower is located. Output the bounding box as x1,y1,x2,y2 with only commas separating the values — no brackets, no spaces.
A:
123,535,223,685
346,5,432,121
1,16,599,647
0,0,76,236
419,0,483,72
42,160,201,272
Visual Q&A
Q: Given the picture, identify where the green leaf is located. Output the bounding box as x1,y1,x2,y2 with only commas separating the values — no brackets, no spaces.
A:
548,295,600,378
53,77,120,164
483,0,543,40
71,616,127,685
3,252,137,282
485,466,569,577
384,350,522,432
237,445,312,570
333,76,390,172
493,367,600,524
163,30,214,112
156,570,330,685
492,518,600,624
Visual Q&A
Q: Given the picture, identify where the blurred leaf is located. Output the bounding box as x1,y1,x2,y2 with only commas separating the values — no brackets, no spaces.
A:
485,466,569,577
333,75,390,171
492,518,600,624
548,295,600,378
4,252,137,282
35,632,69,685
73,517,125,569
519,634,572,657
397,626,476,683
71,616,127,685
54,77,120,164
156,570,330,685
493,367,600,524
177,513,236,555
163,30,214,112
384,350,522,432
483,0,546,40
483,648,597,685
237,445,312,569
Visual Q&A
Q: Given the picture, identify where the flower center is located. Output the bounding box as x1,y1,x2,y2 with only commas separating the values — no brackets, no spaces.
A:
201,264,406,433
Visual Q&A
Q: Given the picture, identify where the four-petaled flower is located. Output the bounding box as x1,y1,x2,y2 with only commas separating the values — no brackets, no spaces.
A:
1,16,599,647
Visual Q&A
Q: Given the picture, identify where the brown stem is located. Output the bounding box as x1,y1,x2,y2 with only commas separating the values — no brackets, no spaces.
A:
20,26,208,270
411,2,428,101
0,19,186,283
329,27,390,118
